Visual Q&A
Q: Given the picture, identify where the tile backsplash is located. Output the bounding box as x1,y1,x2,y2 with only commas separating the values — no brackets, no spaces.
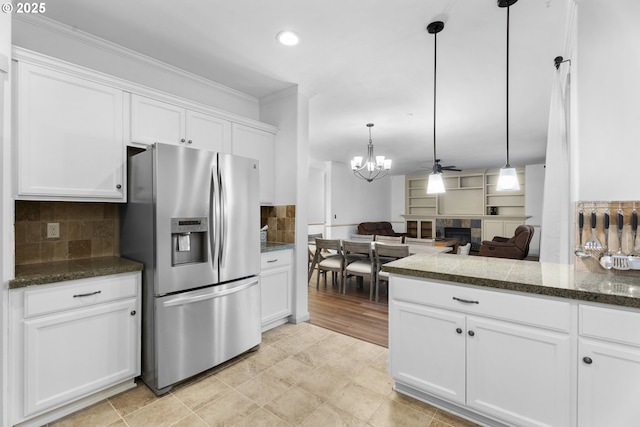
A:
261,205,295,243
15,201,119,265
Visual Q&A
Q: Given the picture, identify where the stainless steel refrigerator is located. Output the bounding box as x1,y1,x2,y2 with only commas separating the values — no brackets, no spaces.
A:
120,143,261,395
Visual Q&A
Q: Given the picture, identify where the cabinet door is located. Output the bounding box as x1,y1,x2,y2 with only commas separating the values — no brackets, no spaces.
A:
260,251,292,330
131,94,185,146
232,123,275,204
578,339,640,427
23,299,138,415
389,300,466,404
466,317,571,427
186,110,231,153
17,63,125,201
261,268,291,327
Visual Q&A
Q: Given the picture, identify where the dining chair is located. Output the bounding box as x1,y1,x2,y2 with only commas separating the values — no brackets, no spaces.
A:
307,233,323,281
350,234,374,241
313,238,344,291
375,235,404,243
343,240,376,299
404,237,434,245
374,242,409,302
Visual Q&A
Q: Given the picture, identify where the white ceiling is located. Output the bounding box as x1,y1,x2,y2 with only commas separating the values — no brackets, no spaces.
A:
40,0,568,175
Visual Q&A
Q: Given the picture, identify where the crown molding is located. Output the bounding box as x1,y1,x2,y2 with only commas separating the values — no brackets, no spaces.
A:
259,85,317,104
13,46,278,134
13,14,258,104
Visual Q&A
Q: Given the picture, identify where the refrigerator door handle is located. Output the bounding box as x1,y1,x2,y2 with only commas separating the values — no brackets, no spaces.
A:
161,279,259,308
209,165,219,270
218,167,226,268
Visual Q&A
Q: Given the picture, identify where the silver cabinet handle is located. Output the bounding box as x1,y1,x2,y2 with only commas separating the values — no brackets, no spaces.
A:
116,184,122,189
267,259,278,263
187,139,193,144
181,138,186,143
453,297,479,304
73,290,101,298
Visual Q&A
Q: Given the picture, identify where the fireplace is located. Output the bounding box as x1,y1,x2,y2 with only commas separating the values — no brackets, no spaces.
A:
445,227,474,250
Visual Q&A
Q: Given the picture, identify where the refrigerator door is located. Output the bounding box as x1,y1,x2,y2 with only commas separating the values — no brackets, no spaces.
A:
155,144,218,295
218,153,260,283
154,277,261,391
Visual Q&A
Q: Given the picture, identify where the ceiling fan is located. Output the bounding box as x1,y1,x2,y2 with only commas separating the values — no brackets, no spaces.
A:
414,159,461,174
433,159,461,172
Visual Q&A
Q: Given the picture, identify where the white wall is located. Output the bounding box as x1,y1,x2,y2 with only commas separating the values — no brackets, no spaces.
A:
325,162,392,239
308,167,324,226
390,175,406,233
12,16,259,120
525,164,545,257
259,86,311,324
574,0,640,200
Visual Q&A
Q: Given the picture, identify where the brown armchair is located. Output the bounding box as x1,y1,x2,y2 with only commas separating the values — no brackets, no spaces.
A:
478,225,534,260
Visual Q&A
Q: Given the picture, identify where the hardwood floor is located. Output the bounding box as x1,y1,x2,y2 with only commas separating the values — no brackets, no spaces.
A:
307,270,389,348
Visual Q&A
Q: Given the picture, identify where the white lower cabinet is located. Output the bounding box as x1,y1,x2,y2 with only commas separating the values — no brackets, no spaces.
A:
577,305,640,427
465,317,570,426
10,272,141,426
389,276,572,427
260,250,292,331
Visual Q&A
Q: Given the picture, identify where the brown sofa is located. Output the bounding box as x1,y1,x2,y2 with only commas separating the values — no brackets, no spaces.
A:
357,222,404,237
478,225,534,260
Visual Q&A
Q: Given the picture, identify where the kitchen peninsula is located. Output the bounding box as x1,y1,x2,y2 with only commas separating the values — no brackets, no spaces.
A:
383,254,640,427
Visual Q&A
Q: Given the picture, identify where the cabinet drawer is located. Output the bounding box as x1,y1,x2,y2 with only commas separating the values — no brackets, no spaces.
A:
392,276,571,332
579,305,640,347
261,250,292,270
24,273,139,318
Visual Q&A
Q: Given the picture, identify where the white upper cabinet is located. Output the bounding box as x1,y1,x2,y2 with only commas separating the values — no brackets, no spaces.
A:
131,94,231,152
15,62,125,202
232,123,276,205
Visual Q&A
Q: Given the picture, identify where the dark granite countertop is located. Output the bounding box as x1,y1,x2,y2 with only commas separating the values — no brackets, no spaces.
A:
9,256,144,289
383,253,640,308
261,242,295,253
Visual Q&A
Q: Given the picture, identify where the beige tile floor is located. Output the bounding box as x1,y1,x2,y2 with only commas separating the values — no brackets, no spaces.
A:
48,322,480,427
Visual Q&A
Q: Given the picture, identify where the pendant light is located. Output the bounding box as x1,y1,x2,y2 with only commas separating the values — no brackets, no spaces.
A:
350,123,392,182
496,0,520,191
426,21,445,194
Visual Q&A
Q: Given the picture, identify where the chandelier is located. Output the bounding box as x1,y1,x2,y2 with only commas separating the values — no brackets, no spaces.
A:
350,123,391,182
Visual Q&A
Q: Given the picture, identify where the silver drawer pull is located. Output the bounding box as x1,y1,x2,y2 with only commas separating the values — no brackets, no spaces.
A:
73,290,102,298
267,259,278,263
453,297,479,304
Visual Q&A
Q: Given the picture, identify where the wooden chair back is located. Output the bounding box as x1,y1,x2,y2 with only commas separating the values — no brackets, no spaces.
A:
404,237,433,245
343,240,372,257
375,235,403,243
374,243,409,264
350,234,374,241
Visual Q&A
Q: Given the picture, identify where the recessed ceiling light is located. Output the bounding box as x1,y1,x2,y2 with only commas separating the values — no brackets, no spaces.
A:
276,30,300,46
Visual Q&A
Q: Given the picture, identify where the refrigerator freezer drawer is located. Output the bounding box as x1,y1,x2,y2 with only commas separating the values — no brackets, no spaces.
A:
154,277,261,390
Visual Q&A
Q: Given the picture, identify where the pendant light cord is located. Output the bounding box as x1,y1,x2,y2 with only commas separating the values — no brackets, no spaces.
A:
505,4,510,167
433,30,438,167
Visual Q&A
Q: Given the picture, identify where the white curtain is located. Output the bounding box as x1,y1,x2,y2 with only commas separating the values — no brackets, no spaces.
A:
539,65,571,264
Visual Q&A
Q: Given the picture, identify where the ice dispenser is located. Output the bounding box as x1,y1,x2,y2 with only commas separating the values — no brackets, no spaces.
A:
171,217,208,266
